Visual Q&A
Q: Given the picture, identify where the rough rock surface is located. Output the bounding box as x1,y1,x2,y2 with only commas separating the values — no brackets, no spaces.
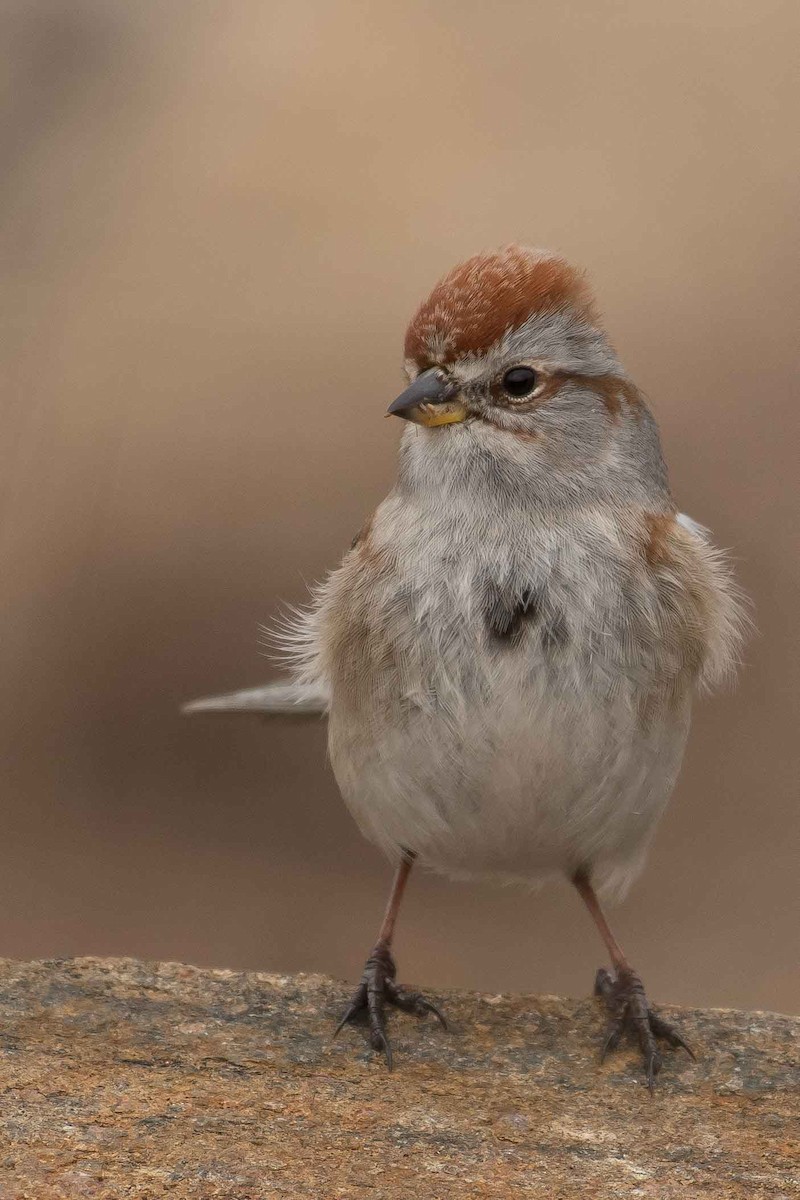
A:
0,957,796,1198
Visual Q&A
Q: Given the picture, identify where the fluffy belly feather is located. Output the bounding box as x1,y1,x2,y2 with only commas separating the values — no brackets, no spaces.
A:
313,496,704,898
328,645,690,898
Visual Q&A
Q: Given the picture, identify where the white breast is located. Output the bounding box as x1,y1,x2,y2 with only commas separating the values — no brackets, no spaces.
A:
323,495,692,899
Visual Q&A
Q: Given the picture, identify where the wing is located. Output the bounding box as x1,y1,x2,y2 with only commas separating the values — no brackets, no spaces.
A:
182,680,329,718
649,510,748,692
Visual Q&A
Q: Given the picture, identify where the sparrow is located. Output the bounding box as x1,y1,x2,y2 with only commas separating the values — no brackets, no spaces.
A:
186,245,745,1089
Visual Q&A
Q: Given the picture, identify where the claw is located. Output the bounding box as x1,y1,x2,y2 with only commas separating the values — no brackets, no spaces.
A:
419,999,449,1030
383,980,449,1029
334,944,447,1068
593,965,694,1089
333,989,364,1040
649,1011,696,1060
368,1024,393,1069
641,1042,662,1095
645,1058,658,1094
332,1015,349,1040
600,1024,622,1062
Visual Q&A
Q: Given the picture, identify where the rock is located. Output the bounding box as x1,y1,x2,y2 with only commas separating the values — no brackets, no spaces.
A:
0,957,796,1198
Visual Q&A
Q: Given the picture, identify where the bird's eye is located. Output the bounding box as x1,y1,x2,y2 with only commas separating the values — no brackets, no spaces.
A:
501,366,538,399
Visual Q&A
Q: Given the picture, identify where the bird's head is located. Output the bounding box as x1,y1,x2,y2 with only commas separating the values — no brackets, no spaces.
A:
388,245,636,440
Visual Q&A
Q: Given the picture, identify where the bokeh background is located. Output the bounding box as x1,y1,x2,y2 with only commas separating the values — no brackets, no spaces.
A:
2,0,798,1015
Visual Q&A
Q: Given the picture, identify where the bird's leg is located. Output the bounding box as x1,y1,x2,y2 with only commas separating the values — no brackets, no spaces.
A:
572,869,695,1090
334,849,447,1068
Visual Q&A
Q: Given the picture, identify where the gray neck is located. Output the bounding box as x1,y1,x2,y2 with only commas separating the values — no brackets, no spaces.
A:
396,391,672,517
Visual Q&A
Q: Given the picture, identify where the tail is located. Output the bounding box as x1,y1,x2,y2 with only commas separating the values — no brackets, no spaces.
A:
181,680,329,717
185,585,330,719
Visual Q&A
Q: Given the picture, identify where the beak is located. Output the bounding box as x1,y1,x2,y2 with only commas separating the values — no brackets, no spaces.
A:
387,368,468,427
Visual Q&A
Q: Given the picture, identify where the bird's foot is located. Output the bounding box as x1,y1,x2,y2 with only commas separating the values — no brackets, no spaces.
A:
333,941,447,1069
594,966,695,1091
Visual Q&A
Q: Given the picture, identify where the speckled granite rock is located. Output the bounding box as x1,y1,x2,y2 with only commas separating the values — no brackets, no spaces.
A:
0,958,796,1198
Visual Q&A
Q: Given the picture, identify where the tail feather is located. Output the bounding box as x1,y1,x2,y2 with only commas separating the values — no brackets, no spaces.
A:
181,680,329,717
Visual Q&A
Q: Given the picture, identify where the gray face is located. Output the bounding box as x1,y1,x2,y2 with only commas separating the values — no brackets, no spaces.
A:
395,309,672,513
415,309,625,430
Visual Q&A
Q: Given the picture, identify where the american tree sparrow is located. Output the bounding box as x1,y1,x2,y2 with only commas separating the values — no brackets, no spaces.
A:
187,246,745,1088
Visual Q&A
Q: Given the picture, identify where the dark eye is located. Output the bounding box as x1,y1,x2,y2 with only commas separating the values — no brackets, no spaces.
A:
501,366,538,399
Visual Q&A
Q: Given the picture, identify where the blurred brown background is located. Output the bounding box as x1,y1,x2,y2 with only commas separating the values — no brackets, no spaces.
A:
1,0,798,1015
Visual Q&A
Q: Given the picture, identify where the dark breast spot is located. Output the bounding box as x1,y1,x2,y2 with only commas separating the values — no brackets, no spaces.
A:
483,582,569,652
484,584,539,643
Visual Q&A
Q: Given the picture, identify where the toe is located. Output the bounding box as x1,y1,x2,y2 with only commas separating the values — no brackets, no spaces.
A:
599,1022,623,1062
594,967,615,999
592,966,694,1088
334,948,446,1068
369,1025,394,1070
644,1048,663,1093
384,980,448,1028
648,1011,696,1060
634,1021,662,1087
333,983,367,1038
419,998,449,1030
